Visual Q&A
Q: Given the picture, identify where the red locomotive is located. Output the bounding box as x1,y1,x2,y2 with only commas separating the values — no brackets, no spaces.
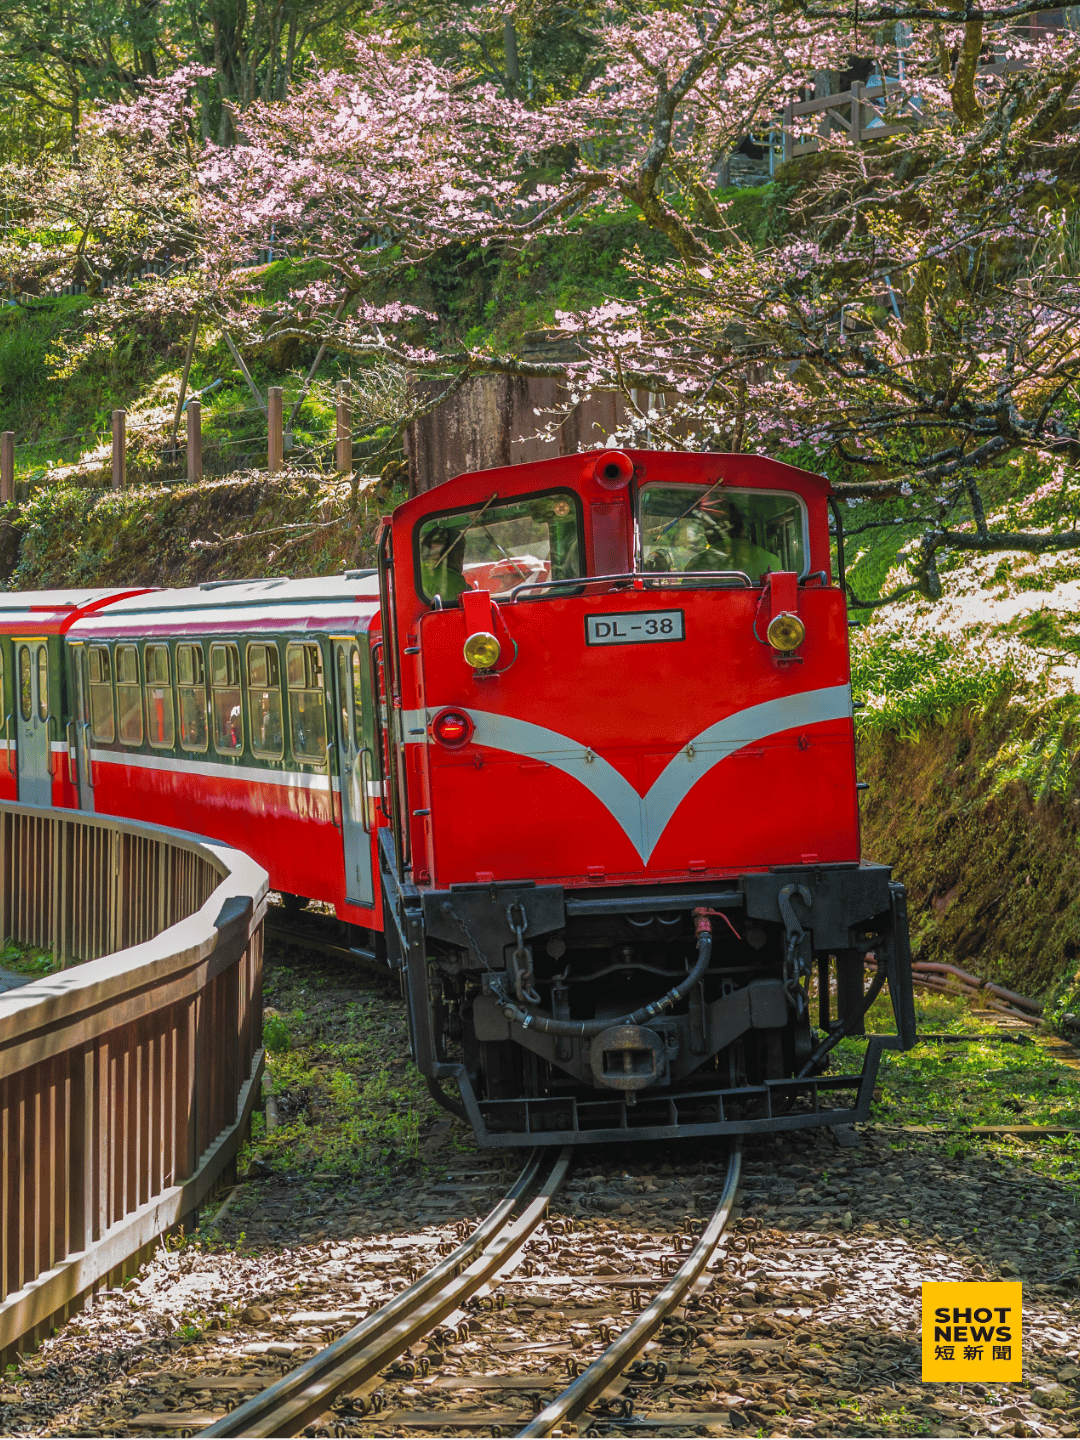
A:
0,449,915,1146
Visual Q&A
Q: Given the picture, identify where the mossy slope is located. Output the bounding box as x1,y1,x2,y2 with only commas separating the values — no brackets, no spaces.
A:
859,710,1080,1003
6,471,394,590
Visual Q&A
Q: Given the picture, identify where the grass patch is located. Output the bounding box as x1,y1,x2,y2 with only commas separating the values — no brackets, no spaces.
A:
851,628,1020,740
0,940,54,976
832,989,1080,1186
251,955,442,1183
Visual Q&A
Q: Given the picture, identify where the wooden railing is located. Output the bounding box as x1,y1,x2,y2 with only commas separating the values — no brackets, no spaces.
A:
0,802,267,1358
782,61,1031,161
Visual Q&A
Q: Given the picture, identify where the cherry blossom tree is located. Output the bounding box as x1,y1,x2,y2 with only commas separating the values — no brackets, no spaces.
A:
7,0,1080,590
545,22,1080,602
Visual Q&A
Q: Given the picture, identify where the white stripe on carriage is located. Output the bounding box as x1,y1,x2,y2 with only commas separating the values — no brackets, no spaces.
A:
88,748,339,793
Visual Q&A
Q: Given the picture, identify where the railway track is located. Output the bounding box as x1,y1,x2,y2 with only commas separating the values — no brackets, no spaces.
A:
518,1142,741,1437
195,1145,741,1438
198,1148,570,1438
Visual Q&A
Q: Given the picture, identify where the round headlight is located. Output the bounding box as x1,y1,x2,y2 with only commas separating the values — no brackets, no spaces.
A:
463,631,502,670
766,612,806,652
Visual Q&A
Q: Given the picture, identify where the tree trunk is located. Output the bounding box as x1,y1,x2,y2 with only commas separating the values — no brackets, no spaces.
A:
503,15,520,97
950,20,985,125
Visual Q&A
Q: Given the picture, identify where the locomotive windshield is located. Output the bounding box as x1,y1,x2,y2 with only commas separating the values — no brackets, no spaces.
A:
416,489,583,603
640,484,806,582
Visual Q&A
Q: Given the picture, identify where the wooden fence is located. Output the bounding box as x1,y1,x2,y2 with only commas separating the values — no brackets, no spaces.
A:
0,380,361,499
782,60,1031,162
0,802,267,1357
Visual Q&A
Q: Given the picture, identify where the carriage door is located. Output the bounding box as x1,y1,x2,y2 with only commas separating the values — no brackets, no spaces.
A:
332,638,374,907
15,638,52,806
68,643,95,811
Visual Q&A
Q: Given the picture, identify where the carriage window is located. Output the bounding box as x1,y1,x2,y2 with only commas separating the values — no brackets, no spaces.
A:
115,644,143,745
286,642,327,763
145,644,175,749
88,645,115,743
416,490,583,604
351,648,364,736
177,644,208,751
18,646,31,722
36,645,48,721
248,642,284,760
211,642,243,755
640,485,807,582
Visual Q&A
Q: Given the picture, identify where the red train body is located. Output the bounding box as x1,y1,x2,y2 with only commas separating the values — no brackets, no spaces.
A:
0,450,915,1146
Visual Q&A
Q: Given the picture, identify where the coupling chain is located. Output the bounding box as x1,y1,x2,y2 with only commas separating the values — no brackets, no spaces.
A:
508,900,541,1005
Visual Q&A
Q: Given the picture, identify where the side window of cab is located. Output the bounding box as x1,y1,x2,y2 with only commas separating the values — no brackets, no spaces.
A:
415,491,583,605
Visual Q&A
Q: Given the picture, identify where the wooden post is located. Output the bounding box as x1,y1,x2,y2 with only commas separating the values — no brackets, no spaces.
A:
267,387,283,474
782,102,794,163
335,381,352,475
851,81,863,145
0,433,13,504
111,411,126,490
186,401,202,484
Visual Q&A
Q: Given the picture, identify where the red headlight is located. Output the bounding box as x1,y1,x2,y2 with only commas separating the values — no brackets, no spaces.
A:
431,709,473,748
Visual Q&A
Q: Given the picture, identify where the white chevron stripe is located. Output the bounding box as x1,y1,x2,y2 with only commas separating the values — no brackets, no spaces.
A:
408,684,852,861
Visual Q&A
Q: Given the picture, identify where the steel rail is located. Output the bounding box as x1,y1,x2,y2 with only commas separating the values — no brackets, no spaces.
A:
201,1146,571,1438
517,1143,742,1438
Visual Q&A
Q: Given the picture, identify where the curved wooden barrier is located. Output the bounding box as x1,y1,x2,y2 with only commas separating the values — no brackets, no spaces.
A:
0,802,267,1358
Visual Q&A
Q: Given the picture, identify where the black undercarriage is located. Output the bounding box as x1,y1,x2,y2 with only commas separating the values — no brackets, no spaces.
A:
379,833,916,1146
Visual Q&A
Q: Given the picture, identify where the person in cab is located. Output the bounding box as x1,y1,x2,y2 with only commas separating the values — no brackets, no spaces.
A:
687,507,778,582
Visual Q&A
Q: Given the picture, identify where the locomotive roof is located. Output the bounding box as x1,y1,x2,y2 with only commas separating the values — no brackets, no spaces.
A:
65,572,381,638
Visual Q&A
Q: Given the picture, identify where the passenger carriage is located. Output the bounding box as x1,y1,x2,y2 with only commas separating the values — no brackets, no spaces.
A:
63,575,385,935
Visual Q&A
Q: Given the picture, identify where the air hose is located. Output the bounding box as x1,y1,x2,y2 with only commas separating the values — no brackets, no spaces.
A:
796,961,888,1079
492,908,714,1039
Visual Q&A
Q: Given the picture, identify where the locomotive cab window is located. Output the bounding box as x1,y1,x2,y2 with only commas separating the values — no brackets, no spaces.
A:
177,644,208,752
640,485,807,582
248,642,284,760
88,645,115,743
145,644,175,749
211,643,243,755
116,644,143,746
416,490,583,604
286,642,327,765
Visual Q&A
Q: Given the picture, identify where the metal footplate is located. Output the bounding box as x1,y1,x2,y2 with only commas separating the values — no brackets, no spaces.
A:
435,1037,896,1147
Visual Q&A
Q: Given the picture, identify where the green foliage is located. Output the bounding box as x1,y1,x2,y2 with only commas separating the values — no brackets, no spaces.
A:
833,990,1080,1141
0,941,53,975
254,963,440,1181
851,628,1018,739
262,1012,291,1054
